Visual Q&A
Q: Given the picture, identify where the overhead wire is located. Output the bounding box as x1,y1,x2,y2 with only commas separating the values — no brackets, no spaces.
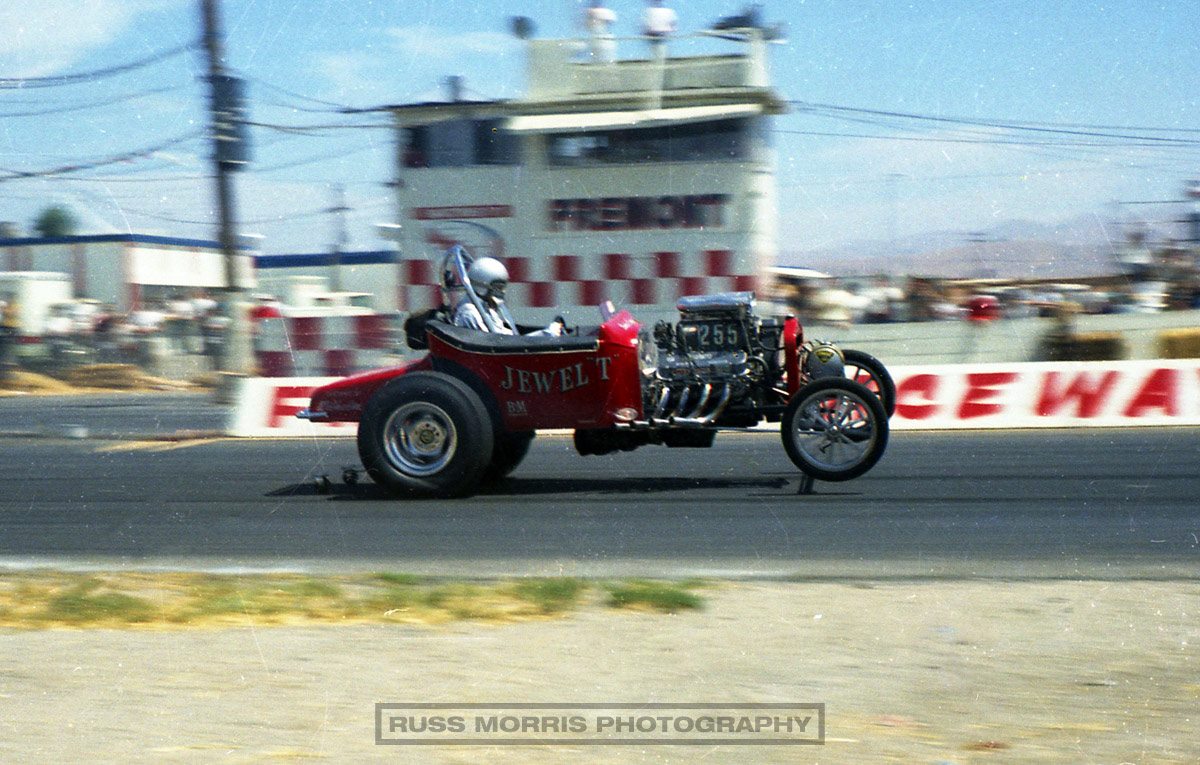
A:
239,74,364,113
789,100,1200,144
246,118,392,135
771,127,1197,150
11,59,1194,238
256,141,387,173
116,195,393,229
0,131,205,182
0,84,188,119
779,102,1200,171
115,205,326,227
0,42,196,89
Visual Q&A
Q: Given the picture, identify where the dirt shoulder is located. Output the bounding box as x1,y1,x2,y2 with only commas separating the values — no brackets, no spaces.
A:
0,365,204,396
1,579,1197,763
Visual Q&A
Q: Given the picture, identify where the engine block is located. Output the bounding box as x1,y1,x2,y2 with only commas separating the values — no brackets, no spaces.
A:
644,292,785,426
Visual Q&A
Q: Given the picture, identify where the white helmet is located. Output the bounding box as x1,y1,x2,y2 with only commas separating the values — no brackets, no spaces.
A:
467,257,509,299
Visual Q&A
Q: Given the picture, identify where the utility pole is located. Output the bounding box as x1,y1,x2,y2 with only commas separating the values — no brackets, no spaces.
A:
200,0,254,379
329,184,349,293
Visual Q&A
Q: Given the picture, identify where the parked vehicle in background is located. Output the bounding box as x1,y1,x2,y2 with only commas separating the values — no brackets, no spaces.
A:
0,272,73,338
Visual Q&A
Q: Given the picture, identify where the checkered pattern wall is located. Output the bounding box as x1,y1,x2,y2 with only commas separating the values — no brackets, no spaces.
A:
395,250,759,315
254,314,399,377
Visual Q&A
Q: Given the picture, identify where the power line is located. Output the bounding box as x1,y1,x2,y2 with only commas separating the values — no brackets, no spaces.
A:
246,118,392,135
790,101,1200,145
116,204,330,227
46,140,390,185
790,110,1200,169
0,43,196,89
0,84,188,118
59,173,208,184
0,130,204,182
112,207,214,227
256,141,385,173
116,196,393,228
240,74,365,113
772,128,1200,150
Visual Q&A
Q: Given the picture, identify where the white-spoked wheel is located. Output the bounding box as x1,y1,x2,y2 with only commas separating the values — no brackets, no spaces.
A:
781,377,889,482
842,348,896,418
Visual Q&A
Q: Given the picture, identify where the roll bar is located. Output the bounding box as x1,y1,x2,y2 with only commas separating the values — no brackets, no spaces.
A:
439,245,517,334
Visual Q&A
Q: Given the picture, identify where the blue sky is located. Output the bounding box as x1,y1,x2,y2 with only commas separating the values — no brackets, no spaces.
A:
0,0,1197,259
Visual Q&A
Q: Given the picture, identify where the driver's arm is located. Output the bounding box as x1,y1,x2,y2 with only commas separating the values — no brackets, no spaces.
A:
452,301,489,332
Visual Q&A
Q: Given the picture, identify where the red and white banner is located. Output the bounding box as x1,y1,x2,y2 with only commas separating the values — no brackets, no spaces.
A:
227,360,1200,437
889,360,1200,430
226,377,353,437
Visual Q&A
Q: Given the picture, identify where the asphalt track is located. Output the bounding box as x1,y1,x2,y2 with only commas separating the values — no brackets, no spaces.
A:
2,427,1197,578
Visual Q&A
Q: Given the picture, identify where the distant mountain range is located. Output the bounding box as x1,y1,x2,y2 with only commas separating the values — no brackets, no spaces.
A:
780,215,1155,279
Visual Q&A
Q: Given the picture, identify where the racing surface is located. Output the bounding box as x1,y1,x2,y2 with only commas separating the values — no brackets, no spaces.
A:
2,428,1198,578
0,392,225,439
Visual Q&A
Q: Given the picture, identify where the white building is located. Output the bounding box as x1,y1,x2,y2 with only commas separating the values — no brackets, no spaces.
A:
253,249,401,313
385,27,786,327
0,233,255,312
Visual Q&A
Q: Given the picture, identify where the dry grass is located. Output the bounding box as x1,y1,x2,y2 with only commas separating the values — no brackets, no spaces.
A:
0,572,703,629
62,364,195,391
0,370,77,395
0,364,198,396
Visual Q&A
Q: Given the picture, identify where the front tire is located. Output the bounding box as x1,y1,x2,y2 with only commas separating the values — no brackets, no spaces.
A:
357,372,493,497
781,377,889,482
843,349,896,417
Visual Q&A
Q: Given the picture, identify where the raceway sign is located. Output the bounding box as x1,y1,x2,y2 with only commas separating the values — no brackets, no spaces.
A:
227,360,1200,437
227,377,353,438
888,359,1200,430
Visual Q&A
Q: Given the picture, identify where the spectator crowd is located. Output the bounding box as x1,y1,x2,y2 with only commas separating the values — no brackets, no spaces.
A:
0,291,232,374
773,272,1200,328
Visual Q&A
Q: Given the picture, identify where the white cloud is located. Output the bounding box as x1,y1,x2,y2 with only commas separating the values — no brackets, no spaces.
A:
312,51,388,103
385,25,517,62
0,0,186,78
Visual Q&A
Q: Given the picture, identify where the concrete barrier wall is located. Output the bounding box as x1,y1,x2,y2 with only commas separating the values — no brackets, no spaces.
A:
888,360,1200,430
227,376,352,437
228,358,1200,437
804,309,1200,366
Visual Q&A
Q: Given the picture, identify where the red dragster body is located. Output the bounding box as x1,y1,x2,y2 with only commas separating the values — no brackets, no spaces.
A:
301,249,892,498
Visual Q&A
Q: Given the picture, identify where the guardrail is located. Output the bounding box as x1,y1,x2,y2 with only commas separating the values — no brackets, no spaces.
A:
803,309,1200,366
887,359,1200,430
227,358,1200,437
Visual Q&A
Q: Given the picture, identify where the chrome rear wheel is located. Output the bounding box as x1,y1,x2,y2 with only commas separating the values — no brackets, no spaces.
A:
357,371,493,497
383,402,458,477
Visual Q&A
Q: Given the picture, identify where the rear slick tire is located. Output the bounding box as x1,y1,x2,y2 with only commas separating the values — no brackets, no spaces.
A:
781,377,889,482
357,371,493,497
482,431,534,484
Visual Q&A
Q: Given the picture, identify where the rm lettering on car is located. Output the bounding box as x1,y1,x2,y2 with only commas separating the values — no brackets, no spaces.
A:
506,400,529,416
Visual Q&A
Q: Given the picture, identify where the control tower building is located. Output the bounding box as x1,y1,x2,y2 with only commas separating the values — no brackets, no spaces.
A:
386,24,787,327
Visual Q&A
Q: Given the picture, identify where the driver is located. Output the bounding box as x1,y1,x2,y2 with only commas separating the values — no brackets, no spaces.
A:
453,257,563,336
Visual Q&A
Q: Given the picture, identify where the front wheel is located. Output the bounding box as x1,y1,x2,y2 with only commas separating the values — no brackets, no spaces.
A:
781,377,889,482
357,371,494,497
843,349,896,418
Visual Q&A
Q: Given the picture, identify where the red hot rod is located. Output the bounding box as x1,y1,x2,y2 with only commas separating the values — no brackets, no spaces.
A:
299,246,894,497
